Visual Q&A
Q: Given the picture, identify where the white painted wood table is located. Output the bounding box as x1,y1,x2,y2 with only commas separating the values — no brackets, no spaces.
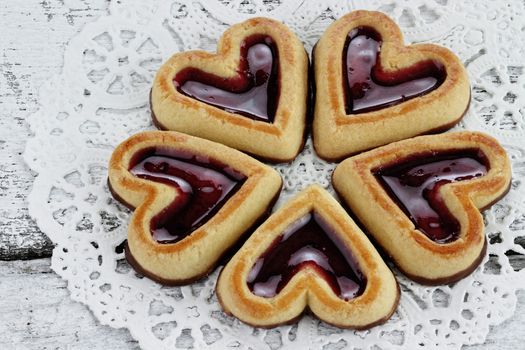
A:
0,1,523,349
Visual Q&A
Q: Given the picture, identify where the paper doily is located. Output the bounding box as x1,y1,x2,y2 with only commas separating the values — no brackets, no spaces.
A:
24,0,525,349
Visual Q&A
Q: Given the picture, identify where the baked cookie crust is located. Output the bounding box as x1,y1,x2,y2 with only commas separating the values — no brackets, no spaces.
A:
151,17,309,162
313,10,470,161
333,131,511,284
108,130,282,284
216,185,399,329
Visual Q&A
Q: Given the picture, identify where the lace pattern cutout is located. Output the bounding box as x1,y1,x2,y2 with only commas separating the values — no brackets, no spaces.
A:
24,0,525,349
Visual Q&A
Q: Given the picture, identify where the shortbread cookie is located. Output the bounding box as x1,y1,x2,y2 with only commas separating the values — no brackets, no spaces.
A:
151,17,309,162
313,10,470,160
217,185,399,328
108,131,282,284
333,132,511,284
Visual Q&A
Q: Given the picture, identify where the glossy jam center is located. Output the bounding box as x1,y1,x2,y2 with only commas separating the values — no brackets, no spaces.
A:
344,27,445,114
130,150,245,244
174,35,279,122
375,151,488,243
247,212,366,300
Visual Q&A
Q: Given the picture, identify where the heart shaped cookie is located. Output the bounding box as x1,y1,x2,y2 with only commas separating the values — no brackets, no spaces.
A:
108,130,282,284
313,11,470,161
216,185,399,328
333,131,511,284
151,17,309,162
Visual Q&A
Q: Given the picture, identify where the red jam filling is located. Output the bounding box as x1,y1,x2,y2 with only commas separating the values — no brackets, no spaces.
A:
344,27,445,114
375,150,488,243
174,35,279,122
247,212,366,300
129,148,246,244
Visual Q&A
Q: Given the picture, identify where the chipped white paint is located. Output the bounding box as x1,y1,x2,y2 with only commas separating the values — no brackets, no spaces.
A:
0,259,137,348
0,0,135,347
0,0,109,259
1,1,524,349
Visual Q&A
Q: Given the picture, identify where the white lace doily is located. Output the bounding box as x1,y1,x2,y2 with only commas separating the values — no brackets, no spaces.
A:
24,0,525,349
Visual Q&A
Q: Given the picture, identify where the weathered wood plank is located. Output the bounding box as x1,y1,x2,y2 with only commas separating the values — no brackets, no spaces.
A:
0,0,108,260
0,258,138,349
0,258,524,349
0,1,524,348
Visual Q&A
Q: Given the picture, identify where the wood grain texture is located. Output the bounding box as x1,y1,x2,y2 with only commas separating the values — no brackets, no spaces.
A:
0,1,524,349
0,259,138,349
0,0,108,260
0,258,524,349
